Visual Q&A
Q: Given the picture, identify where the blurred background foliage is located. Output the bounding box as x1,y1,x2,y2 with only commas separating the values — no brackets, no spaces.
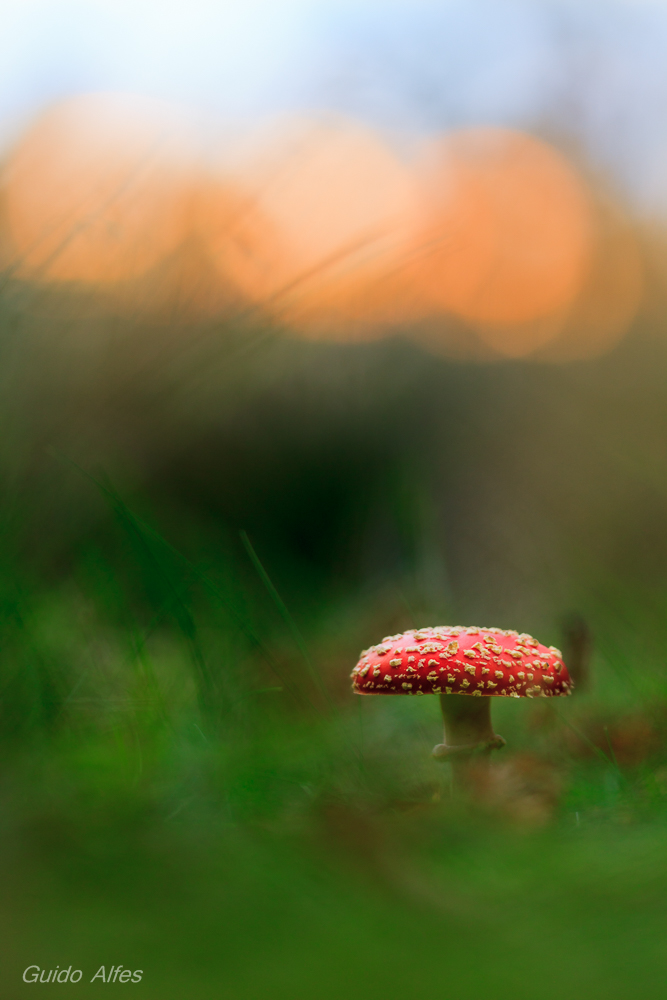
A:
2,2,667,998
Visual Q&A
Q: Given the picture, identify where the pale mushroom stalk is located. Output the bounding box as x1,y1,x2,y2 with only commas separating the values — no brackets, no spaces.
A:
433,694,506,786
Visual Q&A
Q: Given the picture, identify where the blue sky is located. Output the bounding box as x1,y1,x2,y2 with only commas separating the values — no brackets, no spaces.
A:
3,0,667,213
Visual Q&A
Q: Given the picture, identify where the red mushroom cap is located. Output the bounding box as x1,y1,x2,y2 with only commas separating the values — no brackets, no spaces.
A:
351,625,573,699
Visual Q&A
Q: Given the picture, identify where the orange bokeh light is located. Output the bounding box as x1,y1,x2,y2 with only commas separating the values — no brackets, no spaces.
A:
1,98,616,357
2,92,202,284
409,128,594,332
535,201,644,363
414,197,643,363
197,115,424,339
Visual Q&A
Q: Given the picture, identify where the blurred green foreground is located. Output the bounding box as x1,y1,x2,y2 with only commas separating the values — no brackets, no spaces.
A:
1,277,667,999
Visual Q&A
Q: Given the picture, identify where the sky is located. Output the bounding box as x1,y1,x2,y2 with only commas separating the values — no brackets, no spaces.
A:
3,0,667,214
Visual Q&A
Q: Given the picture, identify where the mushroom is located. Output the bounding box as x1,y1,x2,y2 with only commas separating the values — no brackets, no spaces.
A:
351,624,573,785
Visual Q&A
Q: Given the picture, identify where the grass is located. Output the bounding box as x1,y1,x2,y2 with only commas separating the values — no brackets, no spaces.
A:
0,483,665,1000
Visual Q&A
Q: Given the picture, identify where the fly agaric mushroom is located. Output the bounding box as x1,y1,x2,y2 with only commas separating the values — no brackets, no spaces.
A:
351,625,573,767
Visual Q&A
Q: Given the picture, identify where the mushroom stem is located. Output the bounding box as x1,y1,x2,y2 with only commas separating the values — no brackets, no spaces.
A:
432,694,506,774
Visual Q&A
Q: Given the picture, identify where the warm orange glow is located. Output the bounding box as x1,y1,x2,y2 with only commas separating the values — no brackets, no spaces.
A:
536,203,643,363
414,198,643,363
471,306,571,359
198,115,423,339
409,128,594,331
2,93,201,284
2,98,622,356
